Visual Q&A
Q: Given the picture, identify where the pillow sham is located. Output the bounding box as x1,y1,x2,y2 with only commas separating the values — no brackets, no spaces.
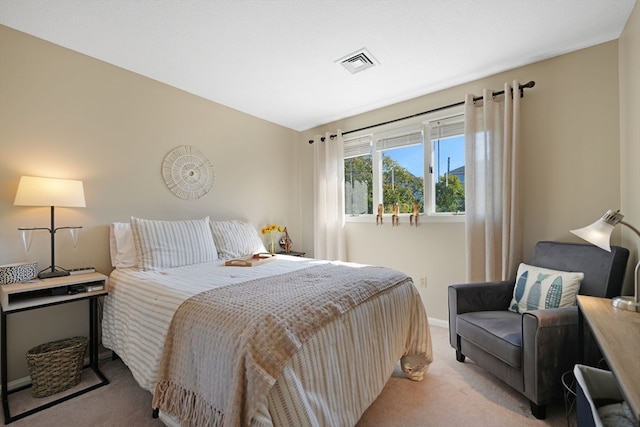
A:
509,263,584,313
209,220,266,259
130,216,218,270
109,222,138,268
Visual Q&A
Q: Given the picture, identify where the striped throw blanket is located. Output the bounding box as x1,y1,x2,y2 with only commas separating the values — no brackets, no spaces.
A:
152,263,418,427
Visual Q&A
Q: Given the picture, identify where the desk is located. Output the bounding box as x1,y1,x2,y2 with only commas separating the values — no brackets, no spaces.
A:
578,295,640,425
1,272,109,424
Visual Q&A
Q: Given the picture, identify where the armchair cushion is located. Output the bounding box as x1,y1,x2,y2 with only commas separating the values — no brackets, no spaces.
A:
457,311,522,368
508,263,584,313
448,281,515,348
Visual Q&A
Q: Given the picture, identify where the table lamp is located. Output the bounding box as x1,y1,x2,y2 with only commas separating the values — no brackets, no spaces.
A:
14,176,85,279
570,209,640,312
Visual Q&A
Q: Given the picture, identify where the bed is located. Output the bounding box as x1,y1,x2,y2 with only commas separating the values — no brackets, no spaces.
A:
102,217,432,427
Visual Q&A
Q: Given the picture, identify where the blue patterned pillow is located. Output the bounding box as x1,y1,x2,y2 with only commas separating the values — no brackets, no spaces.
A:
508,263,584,313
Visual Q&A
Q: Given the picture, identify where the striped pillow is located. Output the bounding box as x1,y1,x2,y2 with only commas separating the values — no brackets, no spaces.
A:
130,216,218,270
209,220,266,259
508,263,584,313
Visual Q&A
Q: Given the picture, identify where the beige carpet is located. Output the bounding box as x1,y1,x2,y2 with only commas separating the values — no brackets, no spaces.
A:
7,325,572,426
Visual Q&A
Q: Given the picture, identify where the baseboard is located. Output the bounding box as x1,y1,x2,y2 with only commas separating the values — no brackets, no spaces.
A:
428,317,448,329
6,375,31,391
7,350,113,392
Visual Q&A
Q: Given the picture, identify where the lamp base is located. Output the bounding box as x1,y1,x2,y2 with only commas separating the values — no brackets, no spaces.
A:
611,296,640,312
38,269,70,279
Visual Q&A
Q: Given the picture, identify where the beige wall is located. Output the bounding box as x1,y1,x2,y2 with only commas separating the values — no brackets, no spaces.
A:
2,7,638,381
303,40,624,322
0,26,303,380
619,1,640,296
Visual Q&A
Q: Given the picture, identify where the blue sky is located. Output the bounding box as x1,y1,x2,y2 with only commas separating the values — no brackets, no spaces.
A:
386,135,464,178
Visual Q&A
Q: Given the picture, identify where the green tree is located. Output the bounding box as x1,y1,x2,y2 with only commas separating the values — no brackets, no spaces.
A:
345,154,428,215
382,154,423,213
345,155,373,214
435,174,465,213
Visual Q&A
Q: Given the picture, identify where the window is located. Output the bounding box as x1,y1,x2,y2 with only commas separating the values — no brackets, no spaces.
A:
428,114,465,214
376,129,424,214
345,136,373,215
344,109,465,219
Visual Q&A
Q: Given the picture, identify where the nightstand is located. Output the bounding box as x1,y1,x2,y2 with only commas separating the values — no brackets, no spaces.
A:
276,251,306,257
1,272,109,424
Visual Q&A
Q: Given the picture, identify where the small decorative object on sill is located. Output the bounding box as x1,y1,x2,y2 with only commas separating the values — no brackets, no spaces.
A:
392,203,399,226
279,227,293,253
0,262,38,285
410,202,420,227
376,203,383,225
261,224,283,254
26,336,88,398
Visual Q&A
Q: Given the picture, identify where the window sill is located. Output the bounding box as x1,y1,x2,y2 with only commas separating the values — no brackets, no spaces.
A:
345,213,465,224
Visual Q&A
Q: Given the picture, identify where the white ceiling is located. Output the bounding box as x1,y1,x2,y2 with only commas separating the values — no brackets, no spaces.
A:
0,0,636,132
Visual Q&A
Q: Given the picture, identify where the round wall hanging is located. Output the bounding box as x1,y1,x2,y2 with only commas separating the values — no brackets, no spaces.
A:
162,145,215,200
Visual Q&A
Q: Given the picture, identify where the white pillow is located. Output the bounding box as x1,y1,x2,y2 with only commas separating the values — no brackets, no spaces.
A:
509,263,584,313
109,222,137,268
209,220,266,259
130,216,218,270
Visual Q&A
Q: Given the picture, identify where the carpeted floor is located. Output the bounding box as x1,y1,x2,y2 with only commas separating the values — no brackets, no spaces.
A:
7,325,572,426
356,325,571,426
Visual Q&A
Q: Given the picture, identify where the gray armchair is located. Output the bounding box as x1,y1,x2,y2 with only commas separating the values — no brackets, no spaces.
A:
448,241,629,419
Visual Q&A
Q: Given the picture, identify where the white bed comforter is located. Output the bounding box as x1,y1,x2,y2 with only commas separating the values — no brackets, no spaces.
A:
102,256,432,427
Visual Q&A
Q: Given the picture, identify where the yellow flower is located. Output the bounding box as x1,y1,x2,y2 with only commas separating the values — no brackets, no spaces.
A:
261,224,284,253
261,224,284,234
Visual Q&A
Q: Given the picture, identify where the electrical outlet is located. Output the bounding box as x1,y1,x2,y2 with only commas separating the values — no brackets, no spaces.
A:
419,276,427,287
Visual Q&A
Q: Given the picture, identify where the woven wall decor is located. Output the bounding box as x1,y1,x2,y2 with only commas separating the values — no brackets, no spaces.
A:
162,145,215,200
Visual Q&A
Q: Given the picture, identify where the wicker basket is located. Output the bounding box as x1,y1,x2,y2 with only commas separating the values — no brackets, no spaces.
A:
26,336,88,398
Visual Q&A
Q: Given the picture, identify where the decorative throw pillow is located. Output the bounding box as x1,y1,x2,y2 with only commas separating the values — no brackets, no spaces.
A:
109,222,137,268
209,220,266,259
508,263,584,313
130,216,218,270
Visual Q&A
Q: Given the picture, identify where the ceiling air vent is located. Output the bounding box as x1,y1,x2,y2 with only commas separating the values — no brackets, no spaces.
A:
336,48,379,74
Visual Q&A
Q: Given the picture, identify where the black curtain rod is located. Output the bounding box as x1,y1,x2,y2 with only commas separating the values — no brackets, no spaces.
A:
308,80,535,144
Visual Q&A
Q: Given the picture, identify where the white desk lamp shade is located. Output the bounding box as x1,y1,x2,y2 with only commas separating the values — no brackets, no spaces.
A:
571,209,640,312
14,176,85,208
569,210,623,252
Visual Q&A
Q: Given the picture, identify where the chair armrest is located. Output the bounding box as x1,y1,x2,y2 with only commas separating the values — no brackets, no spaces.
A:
448,281,515,348
523,306,578,329
448,281,515,314
522,306,578,403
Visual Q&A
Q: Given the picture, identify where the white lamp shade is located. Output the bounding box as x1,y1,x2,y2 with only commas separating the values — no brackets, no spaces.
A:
571,209,640,312
14,176,85,208
570,210,624,252
570,222,614,252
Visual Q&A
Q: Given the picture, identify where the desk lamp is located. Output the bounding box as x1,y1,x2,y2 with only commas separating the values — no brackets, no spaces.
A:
571,209,640,312
14,176,85,279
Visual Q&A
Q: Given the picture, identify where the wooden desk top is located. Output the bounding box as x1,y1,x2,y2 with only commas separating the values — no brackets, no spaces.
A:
578,295,640,423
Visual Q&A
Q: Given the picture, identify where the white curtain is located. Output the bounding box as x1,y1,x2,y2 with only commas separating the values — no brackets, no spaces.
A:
464,81,522,282
313,131,346,261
